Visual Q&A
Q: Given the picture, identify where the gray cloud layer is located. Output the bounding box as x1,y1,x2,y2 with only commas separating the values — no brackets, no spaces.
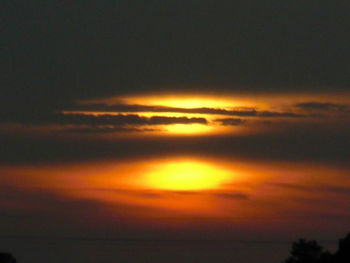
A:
67,103,306,118
296,102,349,112
2,113,208,127
2,0,350,126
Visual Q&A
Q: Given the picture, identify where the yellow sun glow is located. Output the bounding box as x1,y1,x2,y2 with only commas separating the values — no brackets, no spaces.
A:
143,160,233,191
120,96,240,110
164,123,214,134
143,97,233,109
72,94,258,136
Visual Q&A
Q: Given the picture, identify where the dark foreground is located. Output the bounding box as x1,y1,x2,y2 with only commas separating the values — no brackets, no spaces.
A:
1,232,349,263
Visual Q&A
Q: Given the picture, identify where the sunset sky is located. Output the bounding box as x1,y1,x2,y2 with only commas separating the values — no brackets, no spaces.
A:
1,1,350,263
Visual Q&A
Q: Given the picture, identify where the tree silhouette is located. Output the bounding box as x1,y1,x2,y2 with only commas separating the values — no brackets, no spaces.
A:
282,232,350,263
0,253,16,263
282,239,326,263
334,233,350,263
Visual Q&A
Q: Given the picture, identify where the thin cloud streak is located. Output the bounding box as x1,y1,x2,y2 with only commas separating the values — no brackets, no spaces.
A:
271,183,350,196
296,102,350,112
215,118,246,126
0,113,208,126
66,103,307,118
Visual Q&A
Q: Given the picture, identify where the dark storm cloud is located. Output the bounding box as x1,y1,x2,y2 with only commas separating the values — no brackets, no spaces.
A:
2,0,350,123
296,102,350,112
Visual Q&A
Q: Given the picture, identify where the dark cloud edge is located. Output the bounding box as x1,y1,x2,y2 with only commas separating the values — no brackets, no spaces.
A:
65,102,324,118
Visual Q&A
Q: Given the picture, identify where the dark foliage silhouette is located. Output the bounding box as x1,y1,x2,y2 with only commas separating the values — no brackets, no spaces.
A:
282,233,350,263
0,253,16,263
283,239,327,263
334,233,350,263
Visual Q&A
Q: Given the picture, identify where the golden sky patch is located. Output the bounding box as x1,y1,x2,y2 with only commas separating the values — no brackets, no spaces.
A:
142,160,234,191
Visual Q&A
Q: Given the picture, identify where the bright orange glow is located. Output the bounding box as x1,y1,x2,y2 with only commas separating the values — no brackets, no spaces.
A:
2,156,350,229
72,94,273,136
79,94,253,109
135,97,234,109
77,92,350,114
143,160,233,191
164,123,214,134
121,95,250,110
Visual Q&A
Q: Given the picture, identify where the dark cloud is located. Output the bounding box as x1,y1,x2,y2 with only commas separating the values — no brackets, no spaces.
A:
2,0,350,123
256,121,273,125
169,191,201,196
257,111,304,118
57,113,207,126
64,126,160,134
69,103,260,117
213,192,249,200
1,121,349,165
69,103,308,118
2,113,208,126
215,118,245,126
272,183,350,196
92,188,166,199
296,102,350,112
149,116,207,125
2,1,350,262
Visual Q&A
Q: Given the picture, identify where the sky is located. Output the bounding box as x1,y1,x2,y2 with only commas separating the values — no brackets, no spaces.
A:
1,1,350,263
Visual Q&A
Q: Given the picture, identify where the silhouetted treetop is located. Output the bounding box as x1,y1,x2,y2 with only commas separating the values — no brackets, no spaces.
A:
283,239,326,263
282,232,350,263
334,233,350,263
0,253,16,263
